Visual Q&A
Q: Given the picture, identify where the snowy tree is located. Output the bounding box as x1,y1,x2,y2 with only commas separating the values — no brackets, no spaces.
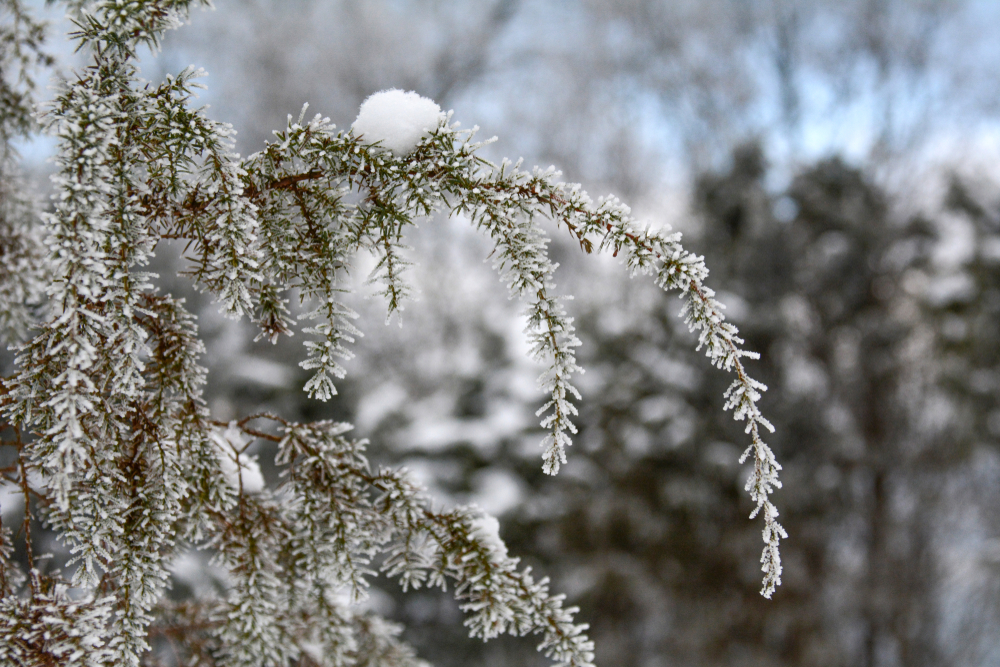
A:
0,1,783,665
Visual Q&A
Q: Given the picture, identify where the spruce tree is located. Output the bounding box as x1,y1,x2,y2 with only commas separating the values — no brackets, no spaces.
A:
0,2,783,664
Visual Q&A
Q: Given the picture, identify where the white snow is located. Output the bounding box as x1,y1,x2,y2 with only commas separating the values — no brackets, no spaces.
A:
227,355,295,389
468,508,508,561
352,89,443,156
169,550,204,584
299,641,324,664
470,468,524,517
211,423,265,494
0,482,24,520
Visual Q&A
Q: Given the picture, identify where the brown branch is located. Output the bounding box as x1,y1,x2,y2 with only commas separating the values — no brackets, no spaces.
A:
243,169,326,201
208,418,283,444
270,169,324,190
15,427,38,595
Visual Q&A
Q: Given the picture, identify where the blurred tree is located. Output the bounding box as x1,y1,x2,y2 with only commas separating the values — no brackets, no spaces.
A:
354,148,1000,667
499,149,948,667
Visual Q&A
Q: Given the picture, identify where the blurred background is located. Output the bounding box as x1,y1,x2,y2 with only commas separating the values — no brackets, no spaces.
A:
7,1,1000,665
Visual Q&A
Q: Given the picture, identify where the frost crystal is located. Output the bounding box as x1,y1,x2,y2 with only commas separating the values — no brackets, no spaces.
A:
352,89,444,156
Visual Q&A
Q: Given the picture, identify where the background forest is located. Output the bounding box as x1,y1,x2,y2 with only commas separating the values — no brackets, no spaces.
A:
6,1,1000,666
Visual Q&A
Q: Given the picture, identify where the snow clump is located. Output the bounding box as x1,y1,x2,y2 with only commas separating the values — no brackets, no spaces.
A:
467,507,509,562
211,422,265,494
352,88,444,156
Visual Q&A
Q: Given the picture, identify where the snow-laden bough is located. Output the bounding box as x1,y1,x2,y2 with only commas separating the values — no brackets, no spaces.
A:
0,2,785,666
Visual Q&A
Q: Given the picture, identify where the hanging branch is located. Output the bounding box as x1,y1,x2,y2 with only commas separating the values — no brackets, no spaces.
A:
0,1,787,665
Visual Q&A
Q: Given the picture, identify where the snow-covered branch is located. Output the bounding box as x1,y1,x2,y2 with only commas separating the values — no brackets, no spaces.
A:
1,1,789,664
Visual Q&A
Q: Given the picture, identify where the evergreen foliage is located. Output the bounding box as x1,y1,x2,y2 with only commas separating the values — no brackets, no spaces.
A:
0,1,783,664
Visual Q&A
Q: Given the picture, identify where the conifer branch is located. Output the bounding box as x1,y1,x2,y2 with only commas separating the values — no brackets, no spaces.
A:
0,1,791,663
